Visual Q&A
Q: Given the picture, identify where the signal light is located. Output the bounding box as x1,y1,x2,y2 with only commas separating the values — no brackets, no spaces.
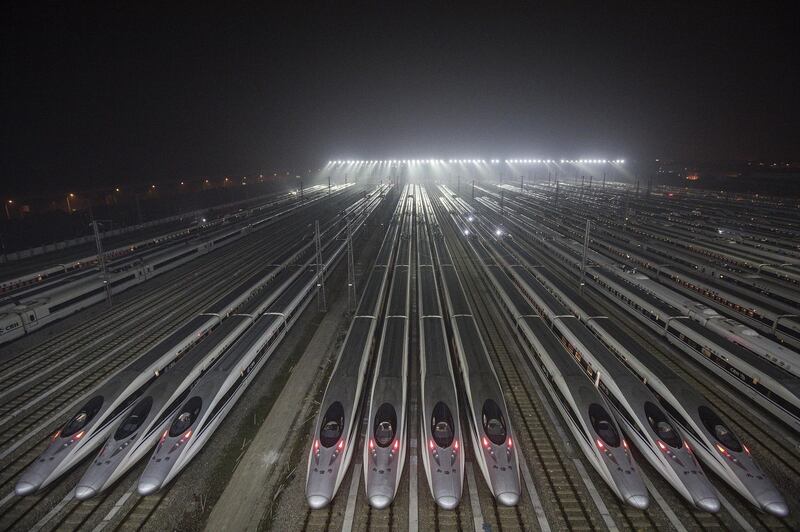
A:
596,438,605,450
314,439,320,451
622,439,628,449
743,444,750,455
454,440,459,450
338,440,344,451
507,437,513,448
429,439,435,451
657,440,667,451
369,439,374,450
393,440,399,451
75,431,85,440
482,436,490,449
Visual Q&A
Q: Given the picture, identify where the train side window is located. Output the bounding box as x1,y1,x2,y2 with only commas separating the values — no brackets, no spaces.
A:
697,406,742,452
373,403,397,448
319,401,345,448
114,397,153,440
169,396,202,437
588,403,621,447
643,402,682,448
62,396,104,437
481,399,507,445
431,402,455,448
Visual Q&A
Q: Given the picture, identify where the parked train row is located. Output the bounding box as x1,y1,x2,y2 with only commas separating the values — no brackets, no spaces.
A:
306,185,521,511
493,183,800,378
14,187,385,498
477,186,800,435
499,183,800,350
0,186,324,297
441,186,789,516
0,185,340,345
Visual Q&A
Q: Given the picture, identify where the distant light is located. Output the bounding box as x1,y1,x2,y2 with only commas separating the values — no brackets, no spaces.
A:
495,229,503,236
467,216,474,222
463,229,470,236
201,218,207,223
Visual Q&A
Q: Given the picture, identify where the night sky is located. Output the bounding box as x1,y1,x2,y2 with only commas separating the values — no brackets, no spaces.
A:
2,2,798,195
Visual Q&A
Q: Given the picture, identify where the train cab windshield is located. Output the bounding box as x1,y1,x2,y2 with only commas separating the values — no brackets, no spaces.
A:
62,396,104,437
431,402,455,448
482,399,507,445
320,401,345,448
114,397,153,440
588,403,621,447
698,406,742,452
373,403,397,448
169,396,202,437
644,402,682,448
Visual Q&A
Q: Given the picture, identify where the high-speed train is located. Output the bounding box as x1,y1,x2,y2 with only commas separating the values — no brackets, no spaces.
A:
75,314,252,499
540,235,800,434
429,197,521,506
363,190,413,508
416,190,464,509
15,312,219,495
472,191,800,434
442,204,649,508
495,224,788,516
611,267,800,378
458,203,720,512
139,191,379,494
72,256,294,498
306,188,401,509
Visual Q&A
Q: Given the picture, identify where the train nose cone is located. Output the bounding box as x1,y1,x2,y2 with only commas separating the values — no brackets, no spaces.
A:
695,496,721,513
14,480,37,496
496,491,519,506
75,485,96,500
625,494,649,510
369,494,392,509
307,494,330,509
436,495,459,510
763,501,789,518
137,476,161,496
